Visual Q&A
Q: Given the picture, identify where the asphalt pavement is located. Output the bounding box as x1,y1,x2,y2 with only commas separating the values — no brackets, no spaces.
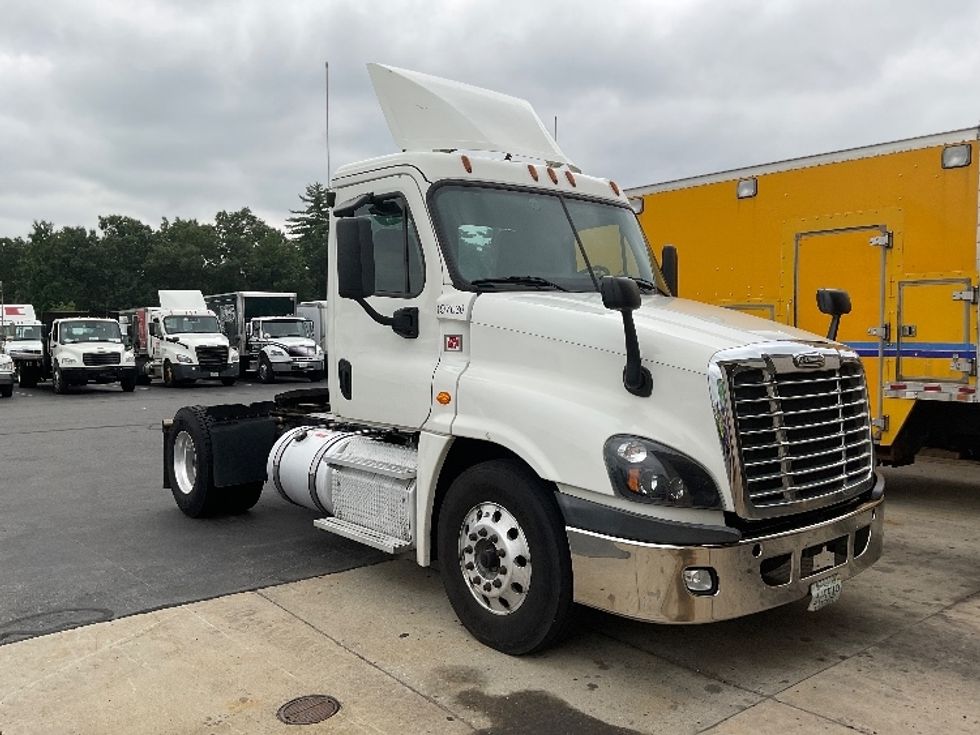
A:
0,377,383,645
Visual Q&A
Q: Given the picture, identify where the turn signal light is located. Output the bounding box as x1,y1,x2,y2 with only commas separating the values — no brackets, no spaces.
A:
436,391,452,405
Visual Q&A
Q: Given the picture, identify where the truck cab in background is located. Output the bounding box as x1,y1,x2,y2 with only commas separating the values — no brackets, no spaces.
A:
0,304,44,388
120,290,238,387
297,300,329,356
43,316,136,393
206,291,324,383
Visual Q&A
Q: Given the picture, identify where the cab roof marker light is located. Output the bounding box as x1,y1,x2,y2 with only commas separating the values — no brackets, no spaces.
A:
736,177,758,199
461,154,473,173
547,167,559,184
527,164,539,181
609,180,621,196
564,170,577,187
941,144,971,169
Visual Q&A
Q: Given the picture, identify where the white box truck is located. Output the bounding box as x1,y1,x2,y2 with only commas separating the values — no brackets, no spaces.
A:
119,290,239,387
0,304,44,388
162,64,884,654
206,291,324,382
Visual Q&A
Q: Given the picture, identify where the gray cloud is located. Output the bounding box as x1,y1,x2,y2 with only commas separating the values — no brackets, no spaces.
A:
1,0,979,236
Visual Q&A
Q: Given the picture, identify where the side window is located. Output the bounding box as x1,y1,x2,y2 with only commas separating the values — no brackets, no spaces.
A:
575,224,640,276
354,196,424,298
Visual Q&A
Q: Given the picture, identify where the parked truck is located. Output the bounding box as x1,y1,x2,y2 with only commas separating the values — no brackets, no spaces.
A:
206,291,324,382
626,127,980,465
162,64,884,654
297,300,329,355
41,314,136,393
119,290,238,387
0,304,44,388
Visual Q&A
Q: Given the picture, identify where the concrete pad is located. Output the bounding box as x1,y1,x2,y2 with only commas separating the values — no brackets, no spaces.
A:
262,561,762,734
0,591,470,735
776,594,980,735
702,699,854,734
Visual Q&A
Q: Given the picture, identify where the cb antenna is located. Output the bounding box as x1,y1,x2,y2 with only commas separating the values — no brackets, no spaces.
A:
325,61,331,188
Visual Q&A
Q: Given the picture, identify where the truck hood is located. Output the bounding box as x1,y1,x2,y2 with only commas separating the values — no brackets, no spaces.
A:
470,292,827,373
170,333,229,349
5,339,43,356
264,336,317,350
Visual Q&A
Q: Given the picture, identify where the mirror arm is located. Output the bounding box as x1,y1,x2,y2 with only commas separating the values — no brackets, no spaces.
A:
354,299,418,339
827,315,842,341
619,310,653,397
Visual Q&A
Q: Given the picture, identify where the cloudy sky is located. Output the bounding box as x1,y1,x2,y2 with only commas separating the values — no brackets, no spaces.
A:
2,0,979,237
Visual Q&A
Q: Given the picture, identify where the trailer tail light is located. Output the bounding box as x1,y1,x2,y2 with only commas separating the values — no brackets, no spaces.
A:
609,180,621,196
958,386,975,395
737,177,758,199
889,383,907,391
528,164,539,181
941,144,971,169
547,167,558,184
923,384,942,392
461,155,472,173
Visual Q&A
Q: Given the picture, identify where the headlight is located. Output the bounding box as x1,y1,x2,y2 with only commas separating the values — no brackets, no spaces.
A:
315,344,323,355
603,435,722,509
60,356,78,365
122,351,135,364
229,348,239,362
176,354,193,364
268,347,287,357
0,354,13,369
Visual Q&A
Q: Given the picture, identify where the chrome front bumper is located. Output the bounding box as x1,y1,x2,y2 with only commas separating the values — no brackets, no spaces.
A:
568,476,884,624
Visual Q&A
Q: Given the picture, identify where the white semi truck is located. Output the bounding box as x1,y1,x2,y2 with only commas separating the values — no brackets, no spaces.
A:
119,291,239,387
206,291,324,383
0,304,44,388
162,65,884,654
42,314,136,393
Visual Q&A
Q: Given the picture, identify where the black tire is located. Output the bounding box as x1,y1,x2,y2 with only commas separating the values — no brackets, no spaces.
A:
19,367,38,388
166,406,223,517
120,373,137,392
220,377,236,387
437,459,573,655
163,360,176,388
258,355,276,384
308,370,325,383
0,384,12,398
52,365,68,394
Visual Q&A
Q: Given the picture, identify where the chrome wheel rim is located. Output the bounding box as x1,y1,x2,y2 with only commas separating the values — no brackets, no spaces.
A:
173,430,197,495
458,502,531,615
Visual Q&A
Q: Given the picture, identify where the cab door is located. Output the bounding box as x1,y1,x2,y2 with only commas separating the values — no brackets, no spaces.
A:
329,174,443,429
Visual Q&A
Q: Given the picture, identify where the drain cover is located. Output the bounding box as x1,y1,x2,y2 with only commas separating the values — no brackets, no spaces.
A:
277,694,341,725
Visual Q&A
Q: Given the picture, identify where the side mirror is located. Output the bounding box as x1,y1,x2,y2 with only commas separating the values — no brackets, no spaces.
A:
816,288,851,341
601,276,652,397
661,245,678,297
337,218,375,300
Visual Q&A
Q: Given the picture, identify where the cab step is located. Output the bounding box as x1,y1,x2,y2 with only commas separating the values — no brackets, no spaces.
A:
313,517,413,554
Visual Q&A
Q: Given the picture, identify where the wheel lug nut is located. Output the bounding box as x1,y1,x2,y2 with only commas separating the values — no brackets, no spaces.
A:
478,529,487,537
490,535,498,543
470,577,479,585
483,583,492,592
493,579,502,588
465,562,474,570
498,566,507,574
497,549,506,558
463,546,473,554
469,533,477,541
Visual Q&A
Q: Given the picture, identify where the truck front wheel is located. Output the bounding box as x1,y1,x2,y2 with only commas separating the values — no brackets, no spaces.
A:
120,373,137,392
18,366,38,388
258,355,276,383
163,360,177,388
436,459,573,655
0,384,11,398
52,365,68,394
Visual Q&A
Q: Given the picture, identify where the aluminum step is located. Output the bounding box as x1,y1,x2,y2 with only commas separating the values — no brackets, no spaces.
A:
313,517,413,554
327,455,416,480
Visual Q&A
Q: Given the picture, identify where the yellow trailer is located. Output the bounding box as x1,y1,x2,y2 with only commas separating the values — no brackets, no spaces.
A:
627,127,980,465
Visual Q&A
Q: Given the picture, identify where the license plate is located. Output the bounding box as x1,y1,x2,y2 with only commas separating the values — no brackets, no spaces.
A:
808,574,842,612
210,371,219,377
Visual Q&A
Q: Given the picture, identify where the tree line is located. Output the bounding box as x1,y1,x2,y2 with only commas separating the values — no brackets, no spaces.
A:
0,183,330,315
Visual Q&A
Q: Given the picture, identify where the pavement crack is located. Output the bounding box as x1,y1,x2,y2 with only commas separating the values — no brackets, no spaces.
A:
254,589,478,732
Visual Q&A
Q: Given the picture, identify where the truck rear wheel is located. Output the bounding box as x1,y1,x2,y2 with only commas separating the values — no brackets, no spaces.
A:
18,366,38,388
0,384,12,398
258,355,276,383
166,406,263,517
220,377,236,387
436,459,573,655
309,370,325,382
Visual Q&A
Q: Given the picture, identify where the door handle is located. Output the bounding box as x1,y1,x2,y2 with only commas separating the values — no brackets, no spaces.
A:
338,359,352,400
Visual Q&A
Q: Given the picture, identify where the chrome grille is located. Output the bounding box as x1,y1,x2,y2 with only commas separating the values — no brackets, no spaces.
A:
82,352,120,366
287,345,314,357
711,346,875,519
195,346,229,370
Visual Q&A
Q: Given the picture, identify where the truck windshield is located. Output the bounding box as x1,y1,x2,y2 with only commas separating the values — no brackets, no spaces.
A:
430,185,667,293
60,321,122,343
164,315,219,334
261,320,308,338
13,325,42,340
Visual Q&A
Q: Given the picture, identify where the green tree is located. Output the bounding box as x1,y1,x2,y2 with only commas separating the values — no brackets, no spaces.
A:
97,215,155,309
0,236,29,303
286,182,330,299
145,218,218,295
24,222,100,314
212,208,291,294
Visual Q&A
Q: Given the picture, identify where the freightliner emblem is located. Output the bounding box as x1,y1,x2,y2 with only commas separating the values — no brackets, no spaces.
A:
793,352,826,369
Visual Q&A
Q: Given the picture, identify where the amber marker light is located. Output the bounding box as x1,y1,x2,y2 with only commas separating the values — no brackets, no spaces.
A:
528,164,539,181
461,155,472,173
609,180,621,195
436,391,452,405
547,167,558,184
564,170,576,187
626,468,641,493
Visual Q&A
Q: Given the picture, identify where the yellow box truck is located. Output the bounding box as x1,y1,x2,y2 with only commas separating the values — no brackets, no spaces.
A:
627,127,980,465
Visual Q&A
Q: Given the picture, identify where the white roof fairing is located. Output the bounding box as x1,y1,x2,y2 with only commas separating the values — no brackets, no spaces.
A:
367,63,573,167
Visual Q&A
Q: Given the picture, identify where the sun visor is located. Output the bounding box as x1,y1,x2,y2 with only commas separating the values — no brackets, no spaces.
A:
367,63,572,166
159,290,207,310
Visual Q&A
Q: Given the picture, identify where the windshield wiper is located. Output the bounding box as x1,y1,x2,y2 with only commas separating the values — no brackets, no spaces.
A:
628,277,664,295
471,276,569,292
